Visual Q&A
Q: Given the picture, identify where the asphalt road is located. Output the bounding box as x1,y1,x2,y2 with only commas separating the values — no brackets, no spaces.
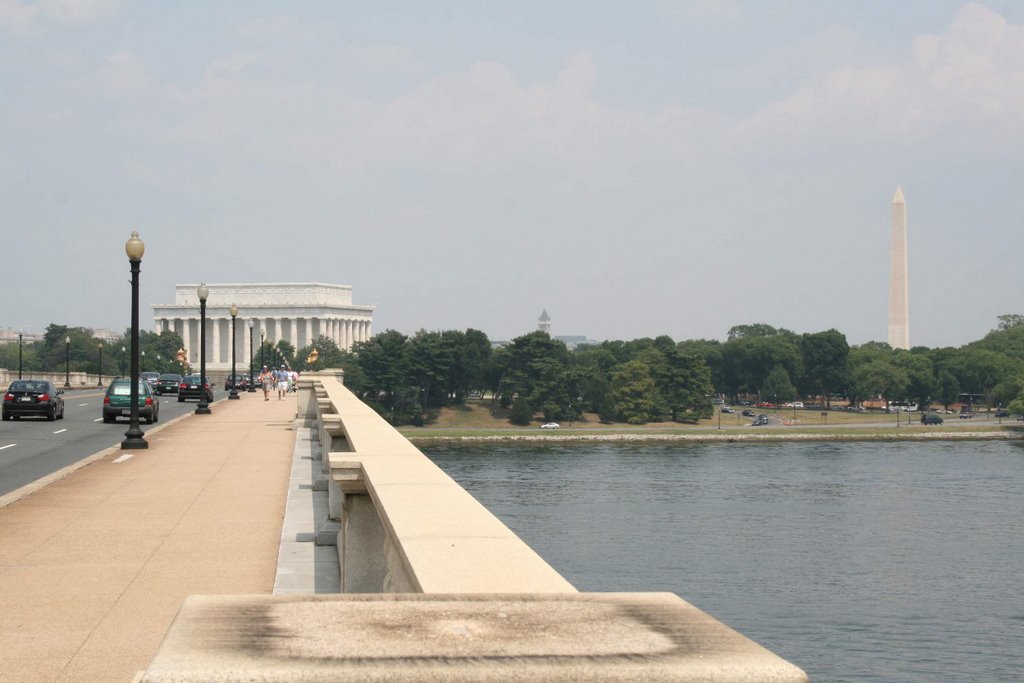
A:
0,387,233,497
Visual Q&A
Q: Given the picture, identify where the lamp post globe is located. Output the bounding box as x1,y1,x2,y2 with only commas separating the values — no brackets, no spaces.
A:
121,230,148,450
64,335,71,387
196,283,211,414
228,305,240,399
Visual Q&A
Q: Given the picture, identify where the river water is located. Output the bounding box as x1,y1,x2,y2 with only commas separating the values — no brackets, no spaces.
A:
422,439,1024,682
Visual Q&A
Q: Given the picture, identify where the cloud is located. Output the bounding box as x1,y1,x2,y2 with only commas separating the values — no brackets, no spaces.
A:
0,0,118,32
739,3,1024,150
97,50,149,93
237,15,312,42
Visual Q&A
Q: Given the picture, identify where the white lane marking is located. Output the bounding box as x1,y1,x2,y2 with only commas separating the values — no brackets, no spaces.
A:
0,444,15,450
53,429,67,434
79,403,89,407
112,454,134,464
93,418,103,422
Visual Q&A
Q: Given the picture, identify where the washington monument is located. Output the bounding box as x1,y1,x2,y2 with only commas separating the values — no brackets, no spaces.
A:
887,186,909,349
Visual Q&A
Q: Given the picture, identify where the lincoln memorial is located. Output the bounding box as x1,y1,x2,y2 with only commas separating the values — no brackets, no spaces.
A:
152,283,374,371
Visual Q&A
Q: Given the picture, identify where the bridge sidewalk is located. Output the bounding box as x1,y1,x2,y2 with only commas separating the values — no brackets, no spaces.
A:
0,394,298,683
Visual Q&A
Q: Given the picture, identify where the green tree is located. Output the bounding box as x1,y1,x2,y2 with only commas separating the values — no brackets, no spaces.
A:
799,329,850,407
662,347,714,422
894,352,937,410
610,360,659,424
508,397,534,425
761,365,797,404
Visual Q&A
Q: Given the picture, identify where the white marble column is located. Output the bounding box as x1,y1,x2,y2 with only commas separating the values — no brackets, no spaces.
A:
208,318,216,365
181,319,191,366
290,318,299,351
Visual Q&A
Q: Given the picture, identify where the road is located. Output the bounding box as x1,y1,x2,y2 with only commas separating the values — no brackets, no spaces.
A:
0,387,234,497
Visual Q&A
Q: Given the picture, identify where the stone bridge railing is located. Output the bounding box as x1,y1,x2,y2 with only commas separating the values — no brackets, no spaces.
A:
141,370,809,681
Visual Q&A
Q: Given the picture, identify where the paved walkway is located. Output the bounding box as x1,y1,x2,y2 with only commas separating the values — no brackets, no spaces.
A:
0,394,299,682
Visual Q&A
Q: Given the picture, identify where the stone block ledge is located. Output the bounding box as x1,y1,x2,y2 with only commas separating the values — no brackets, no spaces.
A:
141,593,809,682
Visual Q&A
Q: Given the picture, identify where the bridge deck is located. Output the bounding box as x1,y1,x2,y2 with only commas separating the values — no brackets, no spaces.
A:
0,394,298,682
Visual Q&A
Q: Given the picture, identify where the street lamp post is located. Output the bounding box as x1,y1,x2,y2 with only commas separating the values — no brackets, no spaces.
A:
64,335,71,387
228,305,240,399
247,320,256,392
121,231,147,450
97,343,103,386
120,346,126,377
18,332,23,379
260,333,265,370
196,284,211,414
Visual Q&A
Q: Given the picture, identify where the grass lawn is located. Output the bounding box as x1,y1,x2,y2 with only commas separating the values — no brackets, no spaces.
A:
396,400,1021,440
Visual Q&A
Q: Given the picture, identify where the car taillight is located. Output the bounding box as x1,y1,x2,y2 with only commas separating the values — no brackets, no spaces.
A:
103,396,110,405
3,393,12,402
38,393,49,401
145,397,153,406
179,383,187,389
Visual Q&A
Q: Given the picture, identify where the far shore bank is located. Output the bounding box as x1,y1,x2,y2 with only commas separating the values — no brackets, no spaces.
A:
406,428,1024,445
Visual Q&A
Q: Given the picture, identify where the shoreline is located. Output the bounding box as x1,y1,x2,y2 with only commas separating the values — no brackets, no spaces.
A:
406,430,1024,444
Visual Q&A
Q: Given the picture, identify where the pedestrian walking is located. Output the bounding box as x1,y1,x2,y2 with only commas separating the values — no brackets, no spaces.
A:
276,364,290,399
259,365,274,401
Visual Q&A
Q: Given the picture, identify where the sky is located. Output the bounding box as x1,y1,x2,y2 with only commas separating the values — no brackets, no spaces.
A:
2,1,1023,349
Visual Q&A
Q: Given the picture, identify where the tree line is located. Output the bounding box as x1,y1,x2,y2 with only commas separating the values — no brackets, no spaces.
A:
8,315,1024,424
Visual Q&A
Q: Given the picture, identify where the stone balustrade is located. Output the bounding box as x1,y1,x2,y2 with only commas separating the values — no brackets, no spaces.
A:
303,371,576,594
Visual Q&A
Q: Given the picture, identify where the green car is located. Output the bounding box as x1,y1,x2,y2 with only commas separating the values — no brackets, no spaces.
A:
102,378,160,424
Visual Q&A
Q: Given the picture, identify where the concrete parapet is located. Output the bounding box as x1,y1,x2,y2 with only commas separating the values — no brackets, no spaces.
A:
141,593,809,682
310,377,574,594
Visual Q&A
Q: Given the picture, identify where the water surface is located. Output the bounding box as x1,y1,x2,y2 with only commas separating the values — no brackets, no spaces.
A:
423,440,1024,682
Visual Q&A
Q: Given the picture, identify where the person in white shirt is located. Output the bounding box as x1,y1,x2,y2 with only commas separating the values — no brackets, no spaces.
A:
276,365,290,399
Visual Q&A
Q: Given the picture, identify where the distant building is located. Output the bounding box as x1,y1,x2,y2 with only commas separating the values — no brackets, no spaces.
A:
554,335,598,351
153,283,374,371
538,309,551,334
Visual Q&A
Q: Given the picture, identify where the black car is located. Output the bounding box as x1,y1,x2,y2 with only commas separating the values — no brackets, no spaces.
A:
224,373,250,391
921,413,944,425
178,374,213,402
2,380,65,421
155,373,182,395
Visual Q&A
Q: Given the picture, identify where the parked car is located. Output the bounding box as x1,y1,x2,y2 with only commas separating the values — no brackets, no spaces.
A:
102,378,159,424
995,408,1009,418
752,414,769,426
721,406,735,414
2,380,65,421
540,422,560,429
155,373,182,395
224,373,251,391
921,413,944,425
178,374,213,402
741,409,755,417
141,371,161,389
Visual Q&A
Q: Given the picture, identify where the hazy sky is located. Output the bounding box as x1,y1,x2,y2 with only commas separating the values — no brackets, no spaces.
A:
3,1,1023,348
